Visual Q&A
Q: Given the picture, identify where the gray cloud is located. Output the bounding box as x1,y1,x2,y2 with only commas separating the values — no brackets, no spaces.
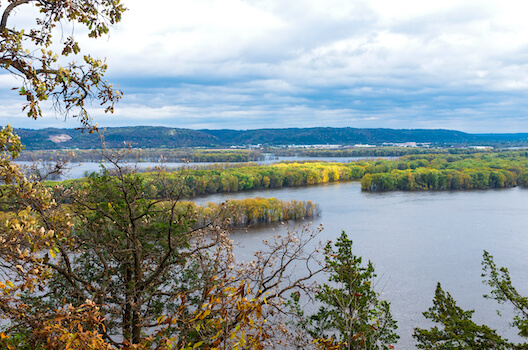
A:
3,0,528,132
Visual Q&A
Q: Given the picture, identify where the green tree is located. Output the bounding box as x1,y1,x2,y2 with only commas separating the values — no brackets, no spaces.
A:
414,252,528,349
0,145,329,348
26,155,231,346
413,283,511,349
482,251,528,339
291,231,398,350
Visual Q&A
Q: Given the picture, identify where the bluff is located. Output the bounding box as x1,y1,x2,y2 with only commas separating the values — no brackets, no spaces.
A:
14,126,488,150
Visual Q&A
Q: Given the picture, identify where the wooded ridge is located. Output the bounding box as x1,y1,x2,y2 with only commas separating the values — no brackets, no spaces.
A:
15,126,526,150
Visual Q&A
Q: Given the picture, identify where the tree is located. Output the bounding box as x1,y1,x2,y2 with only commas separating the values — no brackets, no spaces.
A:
1,0,125,129
0,0,125,345
0,125,87,349
414,252,528,349
14,152,232,346
290,231,398,350
482,251,528,339
0,146,328,349
413,283,511,349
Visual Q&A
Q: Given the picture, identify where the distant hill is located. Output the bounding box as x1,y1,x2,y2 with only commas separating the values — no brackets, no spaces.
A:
474,133,528,142
201,128,477,145
13,126,524,150
15,126,221,150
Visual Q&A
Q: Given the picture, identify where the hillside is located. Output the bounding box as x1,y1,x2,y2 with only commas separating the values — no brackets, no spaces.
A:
12,126,514,150
15,126,221,150
201,127,476,145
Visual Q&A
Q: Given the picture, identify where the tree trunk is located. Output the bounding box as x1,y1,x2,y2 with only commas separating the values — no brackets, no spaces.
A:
123,264,133,341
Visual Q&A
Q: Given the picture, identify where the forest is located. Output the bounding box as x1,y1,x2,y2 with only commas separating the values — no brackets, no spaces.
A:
130,197,319,227
48,151,528,199
15,145,498,165
359,152,528,191
16,148,264,163
134,151,528,194
270,146,496,157
14,126,485,149
0,137,399,349
54,161,365,197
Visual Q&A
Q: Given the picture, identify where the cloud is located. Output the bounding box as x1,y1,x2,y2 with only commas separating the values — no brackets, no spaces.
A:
3,0,528,132
0,74,19,89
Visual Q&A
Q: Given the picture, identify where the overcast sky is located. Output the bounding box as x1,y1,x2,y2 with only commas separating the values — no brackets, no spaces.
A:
2,0,528,132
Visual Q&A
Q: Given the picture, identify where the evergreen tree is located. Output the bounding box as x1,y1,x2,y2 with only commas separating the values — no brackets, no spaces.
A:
291,231,398,350
413,283,511,349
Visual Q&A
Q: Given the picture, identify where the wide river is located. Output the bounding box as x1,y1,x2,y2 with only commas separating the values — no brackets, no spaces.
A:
19,159,528,347
194,182,528,348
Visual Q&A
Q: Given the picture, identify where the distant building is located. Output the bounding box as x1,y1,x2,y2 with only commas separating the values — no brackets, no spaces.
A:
230,144,262,149
381,142,431,147
286,144,341,149
354,144,376,148
469,146,494,149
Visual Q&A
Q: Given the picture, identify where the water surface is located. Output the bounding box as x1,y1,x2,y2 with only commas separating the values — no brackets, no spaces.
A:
195,182,528,348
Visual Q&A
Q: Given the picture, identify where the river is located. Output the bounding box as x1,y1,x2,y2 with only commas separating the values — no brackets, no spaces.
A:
14,155,391,180
16,159,528,347
194,182,528,348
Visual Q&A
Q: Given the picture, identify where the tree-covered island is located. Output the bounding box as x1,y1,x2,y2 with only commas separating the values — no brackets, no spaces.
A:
55,151,528,195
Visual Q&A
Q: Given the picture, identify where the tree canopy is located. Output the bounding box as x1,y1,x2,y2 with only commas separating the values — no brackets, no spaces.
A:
1,0,125,130
414,253,528,349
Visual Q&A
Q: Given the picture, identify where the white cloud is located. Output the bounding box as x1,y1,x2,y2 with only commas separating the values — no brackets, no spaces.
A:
4,0,528,131
0,74,19,89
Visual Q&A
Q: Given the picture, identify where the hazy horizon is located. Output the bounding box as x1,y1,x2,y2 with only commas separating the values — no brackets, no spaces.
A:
12,124,528,136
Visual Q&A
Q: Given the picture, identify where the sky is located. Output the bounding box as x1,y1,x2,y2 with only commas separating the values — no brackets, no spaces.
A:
2,0,528,133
